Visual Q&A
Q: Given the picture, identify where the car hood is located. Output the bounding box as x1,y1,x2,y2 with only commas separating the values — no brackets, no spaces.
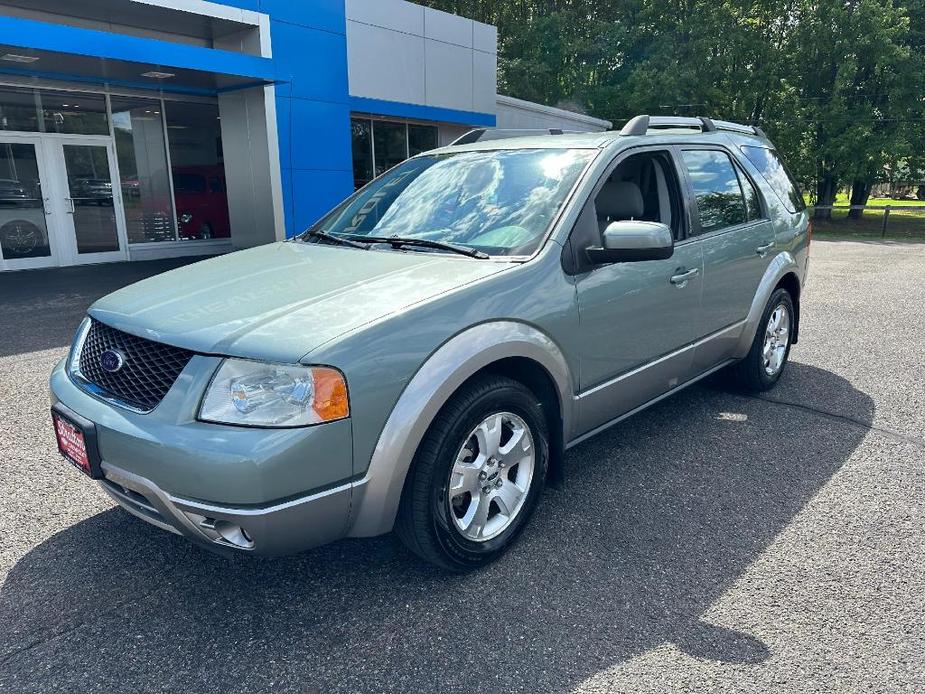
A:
89,242,511,362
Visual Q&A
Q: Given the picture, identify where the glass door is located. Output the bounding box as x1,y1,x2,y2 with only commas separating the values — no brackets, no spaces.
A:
49,138,127,265
0,137,58,271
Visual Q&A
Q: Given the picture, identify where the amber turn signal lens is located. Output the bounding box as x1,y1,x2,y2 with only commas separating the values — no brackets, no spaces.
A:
312,367,349,421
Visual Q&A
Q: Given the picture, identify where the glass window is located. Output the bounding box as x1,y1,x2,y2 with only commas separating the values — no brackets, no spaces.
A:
111,96,176,244
310,148,594,257
0,87,40,132
682,150,747,233
739,145,806,213
736,166,763,220
165,101,230,240
40,90,108,135
351,118,373,189
408,124,438,156
0,143,50,259
373,121,407,176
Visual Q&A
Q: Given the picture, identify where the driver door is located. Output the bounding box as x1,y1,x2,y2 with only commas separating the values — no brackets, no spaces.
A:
571,146,705,436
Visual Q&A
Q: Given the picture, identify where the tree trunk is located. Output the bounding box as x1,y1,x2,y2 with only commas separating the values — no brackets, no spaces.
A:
814,173,837,220
847,178,872,219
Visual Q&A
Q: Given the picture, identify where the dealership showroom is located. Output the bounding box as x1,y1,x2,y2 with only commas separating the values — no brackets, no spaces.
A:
0,0,609,273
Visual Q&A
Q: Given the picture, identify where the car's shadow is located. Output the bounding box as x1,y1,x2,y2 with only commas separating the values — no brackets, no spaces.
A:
0,363,872,692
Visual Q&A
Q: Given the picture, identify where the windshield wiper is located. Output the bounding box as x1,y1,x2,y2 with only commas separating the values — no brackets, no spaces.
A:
342,234,488,259
303,229,371,250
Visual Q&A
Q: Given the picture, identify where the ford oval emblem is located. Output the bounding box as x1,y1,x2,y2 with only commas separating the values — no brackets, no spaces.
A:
99,349,126,374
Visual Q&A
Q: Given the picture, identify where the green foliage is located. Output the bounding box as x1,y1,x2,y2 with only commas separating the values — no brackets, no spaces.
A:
418,0,925,204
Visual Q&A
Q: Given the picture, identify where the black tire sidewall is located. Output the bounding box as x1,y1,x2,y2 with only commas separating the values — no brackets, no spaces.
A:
753,288,795,388
427,381,548,568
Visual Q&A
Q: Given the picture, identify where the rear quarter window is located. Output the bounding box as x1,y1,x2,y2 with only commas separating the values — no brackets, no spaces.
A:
739,145,805,213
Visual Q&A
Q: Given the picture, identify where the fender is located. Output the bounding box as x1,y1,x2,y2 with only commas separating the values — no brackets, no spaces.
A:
346,321,576,537
731,251,801,359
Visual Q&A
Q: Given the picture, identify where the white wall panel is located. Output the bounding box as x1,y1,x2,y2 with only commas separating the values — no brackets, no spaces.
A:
347,0,495,116
347,20,426,106
424,39,473,111
472,22,497,54
473,50,497,113
423,6,472,47
345,0,424,34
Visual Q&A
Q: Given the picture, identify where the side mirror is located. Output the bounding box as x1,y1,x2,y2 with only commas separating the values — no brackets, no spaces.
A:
586,220,674,264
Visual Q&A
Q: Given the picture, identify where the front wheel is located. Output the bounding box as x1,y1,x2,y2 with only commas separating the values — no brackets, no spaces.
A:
395,375,549,571
729,287,795,391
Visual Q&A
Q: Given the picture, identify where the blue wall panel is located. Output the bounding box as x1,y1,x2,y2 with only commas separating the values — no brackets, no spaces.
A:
289,99,352,171
258,0,346,33
271,20,349,102
267,2,353,235
291,169,354,233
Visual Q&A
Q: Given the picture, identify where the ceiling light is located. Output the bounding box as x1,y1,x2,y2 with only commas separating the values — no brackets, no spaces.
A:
1,53,39,64
141,71,175,79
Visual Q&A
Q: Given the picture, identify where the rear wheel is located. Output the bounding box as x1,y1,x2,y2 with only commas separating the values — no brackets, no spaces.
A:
729,287,795,391
395,375,548,571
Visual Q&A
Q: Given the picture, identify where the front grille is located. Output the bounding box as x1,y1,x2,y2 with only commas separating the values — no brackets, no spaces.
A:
77,319,194,411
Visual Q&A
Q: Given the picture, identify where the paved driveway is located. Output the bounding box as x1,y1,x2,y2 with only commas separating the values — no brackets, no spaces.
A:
1,242,922,693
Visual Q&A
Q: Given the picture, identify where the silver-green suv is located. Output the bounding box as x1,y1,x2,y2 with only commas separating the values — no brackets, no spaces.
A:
50,115,809,570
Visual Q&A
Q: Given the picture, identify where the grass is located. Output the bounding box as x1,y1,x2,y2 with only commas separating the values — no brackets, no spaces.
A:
803,192,925,241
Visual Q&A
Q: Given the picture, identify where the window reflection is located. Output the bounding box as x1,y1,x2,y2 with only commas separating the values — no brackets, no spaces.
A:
315,148,594,256
165,101,230,240
682,150,747,233
112,96,176,244
351,119,373,189
40,90,108,135
350,117,438,189
0,143,50,259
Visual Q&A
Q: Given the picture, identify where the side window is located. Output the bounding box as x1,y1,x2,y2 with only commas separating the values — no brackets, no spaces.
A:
593,150,684,241
736,166,762,220
681,150,746,234
739,145,806,213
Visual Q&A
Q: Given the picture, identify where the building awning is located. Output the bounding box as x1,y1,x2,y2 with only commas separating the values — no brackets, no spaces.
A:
0,16,277,96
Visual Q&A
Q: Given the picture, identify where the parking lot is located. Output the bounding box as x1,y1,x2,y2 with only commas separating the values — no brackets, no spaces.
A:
0,241,922,693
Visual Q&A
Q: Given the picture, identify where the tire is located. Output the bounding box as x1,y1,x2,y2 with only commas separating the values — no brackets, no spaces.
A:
728,287,795,392
395,375,549,571
0,220,41,257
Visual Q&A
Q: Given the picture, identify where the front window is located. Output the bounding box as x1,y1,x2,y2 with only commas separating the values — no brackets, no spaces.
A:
309,148,595,257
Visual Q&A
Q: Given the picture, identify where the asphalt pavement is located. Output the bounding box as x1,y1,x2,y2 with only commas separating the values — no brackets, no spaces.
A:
0,241,922,693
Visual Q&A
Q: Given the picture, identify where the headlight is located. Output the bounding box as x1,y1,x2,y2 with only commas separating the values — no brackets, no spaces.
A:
199,359,349,427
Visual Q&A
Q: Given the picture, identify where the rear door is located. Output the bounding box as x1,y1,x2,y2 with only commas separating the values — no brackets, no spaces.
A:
678,146,774,371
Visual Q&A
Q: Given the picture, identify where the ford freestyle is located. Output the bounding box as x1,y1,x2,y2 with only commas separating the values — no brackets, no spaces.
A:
50,115,809,570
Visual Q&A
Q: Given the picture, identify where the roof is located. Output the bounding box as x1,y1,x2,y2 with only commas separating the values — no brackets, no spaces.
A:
430,123,771,156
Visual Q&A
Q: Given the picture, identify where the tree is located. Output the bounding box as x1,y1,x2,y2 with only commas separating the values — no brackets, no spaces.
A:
417,0,925,214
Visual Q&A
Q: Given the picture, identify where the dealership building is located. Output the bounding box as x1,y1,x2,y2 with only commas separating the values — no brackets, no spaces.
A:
0,0,609,272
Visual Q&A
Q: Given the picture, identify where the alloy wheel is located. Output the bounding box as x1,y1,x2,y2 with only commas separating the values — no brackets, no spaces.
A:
762,303,790,376
448,412,535,542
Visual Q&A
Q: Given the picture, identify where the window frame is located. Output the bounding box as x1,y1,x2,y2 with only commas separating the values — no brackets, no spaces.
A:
562,144,691,274
677,144,768,241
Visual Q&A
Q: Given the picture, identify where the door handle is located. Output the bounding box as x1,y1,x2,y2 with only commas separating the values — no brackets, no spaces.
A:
669,267,699,287
64,197,75,214
756,242,775,257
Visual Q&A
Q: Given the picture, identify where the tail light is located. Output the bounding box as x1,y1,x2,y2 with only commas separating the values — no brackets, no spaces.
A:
806,220,813,256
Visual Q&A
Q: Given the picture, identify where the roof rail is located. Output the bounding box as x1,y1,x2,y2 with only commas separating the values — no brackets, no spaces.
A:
450,128,569,146
620,114,764,137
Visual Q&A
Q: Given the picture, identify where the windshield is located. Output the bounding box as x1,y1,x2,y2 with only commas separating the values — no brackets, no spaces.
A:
306,148,595,257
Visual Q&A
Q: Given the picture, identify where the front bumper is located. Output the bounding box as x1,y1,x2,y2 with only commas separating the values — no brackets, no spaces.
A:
99,462,353,556
50,357,357,556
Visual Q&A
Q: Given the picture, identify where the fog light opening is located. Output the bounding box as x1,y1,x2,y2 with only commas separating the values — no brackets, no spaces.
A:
214,520,255,549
